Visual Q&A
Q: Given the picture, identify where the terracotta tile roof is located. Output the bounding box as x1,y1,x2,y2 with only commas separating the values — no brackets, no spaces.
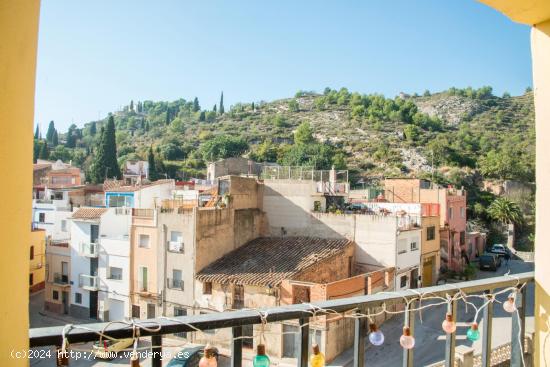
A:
196,237,353,287
70,207,108,220
104,179,174,192
33,163,51,171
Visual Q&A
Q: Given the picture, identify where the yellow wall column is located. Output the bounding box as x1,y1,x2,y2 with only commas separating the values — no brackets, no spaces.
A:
0,0,41,365
533,19,550,366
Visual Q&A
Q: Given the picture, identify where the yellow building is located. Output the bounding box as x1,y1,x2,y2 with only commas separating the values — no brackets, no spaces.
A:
420,215,440,287
29,229,46,293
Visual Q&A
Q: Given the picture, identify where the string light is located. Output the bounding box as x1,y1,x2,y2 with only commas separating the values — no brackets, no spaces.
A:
253,344,270,367
466,323,480,341
310,343,325,367
52,277,527,365
400,327,415,349
199,344,218,367
368,323,385,346
441,313,456,334
503,293,517,313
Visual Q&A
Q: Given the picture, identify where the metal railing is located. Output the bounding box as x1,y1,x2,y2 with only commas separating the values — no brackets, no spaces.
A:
166,278,184,291
79,242,98,257
167,240,184,253
29,272,533,367
52,272,69,285
78,274,98,291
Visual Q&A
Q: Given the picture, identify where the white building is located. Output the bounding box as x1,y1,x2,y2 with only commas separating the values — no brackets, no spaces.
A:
32,188,73,241
104,179,175,208
69,207,131,321
123,160,149,185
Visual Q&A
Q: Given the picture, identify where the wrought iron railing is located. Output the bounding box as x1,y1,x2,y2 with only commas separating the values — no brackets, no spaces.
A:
29,271,533,367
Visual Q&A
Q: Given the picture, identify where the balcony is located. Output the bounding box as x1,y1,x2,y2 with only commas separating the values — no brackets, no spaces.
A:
30,272,534,367
78,274,98,291
166,278,184,291
52,273,69,286
79,242,98,257
167,240,184,253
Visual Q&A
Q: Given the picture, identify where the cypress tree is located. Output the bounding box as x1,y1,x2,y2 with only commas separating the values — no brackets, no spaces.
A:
165,109,171,125
251,102,255,111
52,130,59,146
213,104,217,113
103,115,120,179
46,121,55,144
130,100,134,112
219,91,224,115
148,146,158,181
34,125,40,139
193,97,200,112
199,111,206,122
38,140,49,160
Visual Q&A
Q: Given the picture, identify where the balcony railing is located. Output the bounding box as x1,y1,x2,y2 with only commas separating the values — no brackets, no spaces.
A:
52,273,69,285
79,242,98,257
78,274,98,291
167,240,184,253
167,278,184,290
30,271,533,367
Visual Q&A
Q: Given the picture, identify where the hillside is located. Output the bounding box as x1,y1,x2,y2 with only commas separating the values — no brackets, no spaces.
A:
37,87,535,188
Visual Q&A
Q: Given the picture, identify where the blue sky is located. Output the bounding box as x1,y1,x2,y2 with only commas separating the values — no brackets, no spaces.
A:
35,0,532,132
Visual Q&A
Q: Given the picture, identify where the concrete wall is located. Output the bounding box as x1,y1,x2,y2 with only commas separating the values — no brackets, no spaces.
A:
69,220,93,311
396,229,421,272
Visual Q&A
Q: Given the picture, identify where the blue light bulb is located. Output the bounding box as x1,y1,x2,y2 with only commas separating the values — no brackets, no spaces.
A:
368,324,385,346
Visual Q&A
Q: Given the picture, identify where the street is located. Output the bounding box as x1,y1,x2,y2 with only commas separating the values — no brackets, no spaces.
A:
330,259,535,367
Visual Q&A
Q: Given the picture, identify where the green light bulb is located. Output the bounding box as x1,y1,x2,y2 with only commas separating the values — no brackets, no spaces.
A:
253,344,270,367
466,323,480,341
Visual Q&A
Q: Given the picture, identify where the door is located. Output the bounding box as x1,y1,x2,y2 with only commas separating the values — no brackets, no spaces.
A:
410,268,419,289
139,267,148,291
90,258,98,277
422,257,434,287
89,291,98,319
108,299,125,321
61,261,69,283
174,308,187,338
132,305,140,318
147,303,156,319
62,291,69,314
282,325,299,358
90,224,99,243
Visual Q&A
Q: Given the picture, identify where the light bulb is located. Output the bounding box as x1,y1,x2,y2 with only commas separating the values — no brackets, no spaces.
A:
441,313,457,334
199,345,218,367
368,323,385,346
466,323,480,341
310,344,325,367
253,344,270,367
503,295,517,313
399,327,415,349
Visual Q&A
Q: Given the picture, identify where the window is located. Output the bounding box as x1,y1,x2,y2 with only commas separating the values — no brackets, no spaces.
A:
233,285,245,309
108,267,123,280
427,226,436,241
400,275,408,289
53,290,59,300
29,273,33,286
460,231,466,246
52,191,63,200
170,231,183,242
448,207,453,219
139,234,150,248
30,246,34,260
397,239,407,254
61,220,67,232
75,292,82,304
139,266,148,291
38,212,45,223
203,282,212,295
410,241,418,251
174,308,187,338
461,207,465,218
171,269,183,290
168,231,184,252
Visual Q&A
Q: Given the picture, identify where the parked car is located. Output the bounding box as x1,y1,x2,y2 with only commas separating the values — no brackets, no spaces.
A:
167,345,230,367
488,244,512,257
92,338,134,359
478,253,501,271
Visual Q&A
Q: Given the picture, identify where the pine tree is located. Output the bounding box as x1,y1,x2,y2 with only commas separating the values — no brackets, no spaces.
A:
34,125,40,139
90,121,97,136
193,97,200,112
46,121,55,144
148,146,158,181
219,91,224,115
66,124,77,148
165,109,171,125
52,130,59,146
